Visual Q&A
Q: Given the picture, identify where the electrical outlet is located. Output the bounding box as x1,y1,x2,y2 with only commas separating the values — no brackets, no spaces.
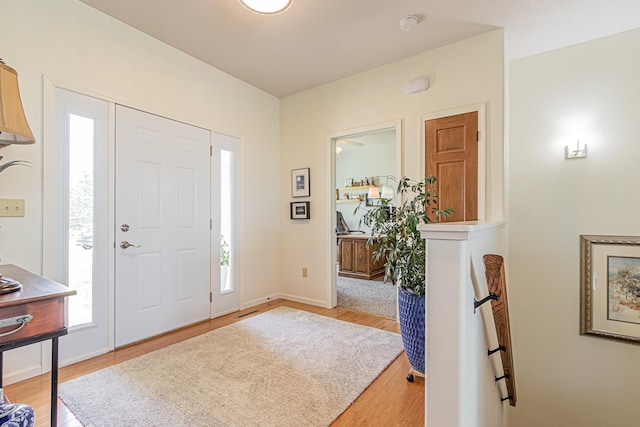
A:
302,267,308,278
0,199,25,217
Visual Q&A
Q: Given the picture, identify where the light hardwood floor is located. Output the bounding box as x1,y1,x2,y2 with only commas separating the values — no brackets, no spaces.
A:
5,299,424,426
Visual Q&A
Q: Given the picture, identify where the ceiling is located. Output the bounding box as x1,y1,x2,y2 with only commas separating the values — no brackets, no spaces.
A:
337,128,396,154
80,0,640,98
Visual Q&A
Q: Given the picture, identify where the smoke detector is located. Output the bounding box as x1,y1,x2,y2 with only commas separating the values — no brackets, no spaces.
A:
400,15,419,31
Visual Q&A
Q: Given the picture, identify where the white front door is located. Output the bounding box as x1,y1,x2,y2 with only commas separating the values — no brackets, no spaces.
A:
115,106,211,347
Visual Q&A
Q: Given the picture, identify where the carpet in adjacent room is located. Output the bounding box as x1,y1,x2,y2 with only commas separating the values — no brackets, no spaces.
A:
337,275,397,318
59,306,403,427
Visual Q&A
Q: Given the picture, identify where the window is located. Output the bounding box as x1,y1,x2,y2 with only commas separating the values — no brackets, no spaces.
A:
220,149,234,293
67,114,95,326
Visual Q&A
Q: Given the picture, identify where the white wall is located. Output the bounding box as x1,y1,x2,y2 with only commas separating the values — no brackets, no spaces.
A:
336,135,396,233
6,2,638,422
279,29,505,307
509,28,640,426
0,0,280,381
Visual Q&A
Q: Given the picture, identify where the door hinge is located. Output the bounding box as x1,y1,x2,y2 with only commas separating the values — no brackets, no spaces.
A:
477,130,480,141
210,219,213,230
210,146,213,157
210,292,213,303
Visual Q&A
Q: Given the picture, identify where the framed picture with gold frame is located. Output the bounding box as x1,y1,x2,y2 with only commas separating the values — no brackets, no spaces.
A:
581,234,640,343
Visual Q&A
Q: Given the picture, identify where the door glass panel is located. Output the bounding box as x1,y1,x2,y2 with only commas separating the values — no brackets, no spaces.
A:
68,113,94,327
220,149,233,293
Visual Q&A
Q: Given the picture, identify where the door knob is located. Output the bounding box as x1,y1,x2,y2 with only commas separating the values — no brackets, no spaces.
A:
120,241,141,249
120,224,130,232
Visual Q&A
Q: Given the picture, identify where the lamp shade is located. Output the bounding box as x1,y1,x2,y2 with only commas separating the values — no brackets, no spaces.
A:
0,61,35,144
367,186,381,199
380,185,394,199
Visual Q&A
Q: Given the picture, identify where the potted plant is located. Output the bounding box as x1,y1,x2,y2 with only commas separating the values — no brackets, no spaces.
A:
220,235,230,288
0,157,29,173
359,176,452,380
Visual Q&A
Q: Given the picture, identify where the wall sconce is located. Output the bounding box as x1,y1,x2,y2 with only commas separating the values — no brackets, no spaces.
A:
565,139,587,159
0,60,35,145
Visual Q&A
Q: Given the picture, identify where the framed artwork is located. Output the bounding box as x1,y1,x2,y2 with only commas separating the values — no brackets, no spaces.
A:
291,168,310,198
290,201,310,220
345,178,354,187
580,234,640,343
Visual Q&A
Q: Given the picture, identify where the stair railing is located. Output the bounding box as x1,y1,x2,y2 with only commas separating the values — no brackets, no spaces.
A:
470,254,517,406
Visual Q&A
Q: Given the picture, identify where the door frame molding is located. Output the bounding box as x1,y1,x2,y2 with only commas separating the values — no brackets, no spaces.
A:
42,77,216,368
420,103,486,221
42,78,116,371
327,119,402,309
211,132,242,318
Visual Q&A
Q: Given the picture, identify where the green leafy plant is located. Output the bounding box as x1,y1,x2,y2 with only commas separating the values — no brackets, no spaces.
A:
0,156,30,173
220,235,230,267
359,176,452,297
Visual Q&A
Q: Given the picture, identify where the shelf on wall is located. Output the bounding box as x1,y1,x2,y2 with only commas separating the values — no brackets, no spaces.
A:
337,185,376,191
336,199,364,204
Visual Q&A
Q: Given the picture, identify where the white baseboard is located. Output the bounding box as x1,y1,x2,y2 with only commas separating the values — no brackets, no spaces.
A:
60,347,110,368
241,293,283,310
241,293,330,311
4,365,43,386
211,307,242,319
277,293,330,308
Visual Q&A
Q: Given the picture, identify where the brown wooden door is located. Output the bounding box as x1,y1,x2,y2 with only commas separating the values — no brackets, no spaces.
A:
425,111,478,222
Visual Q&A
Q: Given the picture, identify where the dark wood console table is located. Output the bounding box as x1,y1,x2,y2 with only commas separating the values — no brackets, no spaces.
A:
338,234,385,280
0,264,75,427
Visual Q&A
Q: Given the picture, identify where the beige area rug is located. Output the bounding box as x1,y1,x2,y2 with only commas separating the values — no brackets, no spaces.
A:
59,306,404,427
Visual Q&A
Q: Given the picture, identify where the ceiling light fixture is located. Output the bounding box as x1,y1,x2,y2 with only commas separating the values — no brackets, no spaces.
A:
239,0,293,15
400,15,419,31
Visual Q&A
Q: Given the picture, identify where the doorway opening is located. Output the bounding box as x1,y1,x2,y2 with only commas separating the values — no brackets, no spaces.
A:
330,122,401,319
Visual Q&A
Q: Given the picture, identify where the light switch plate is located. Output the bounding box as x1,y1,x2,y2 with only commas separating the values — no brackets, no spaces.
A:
0,199,25,217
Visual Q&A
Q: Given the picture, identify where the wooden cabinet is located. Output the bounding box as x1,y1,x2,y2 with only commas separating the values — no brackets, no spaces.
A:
338,234,385,280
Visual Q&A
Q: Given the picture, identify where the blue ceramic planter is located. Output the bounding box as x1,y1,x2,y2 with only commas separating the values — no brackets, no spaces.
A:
398,289,425,374
0,403,35,427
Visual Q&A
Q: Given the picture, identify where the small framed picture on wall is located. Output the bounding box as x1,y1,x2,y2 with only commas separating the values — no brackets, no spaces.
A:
290,201,310,220
291,168,310,198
